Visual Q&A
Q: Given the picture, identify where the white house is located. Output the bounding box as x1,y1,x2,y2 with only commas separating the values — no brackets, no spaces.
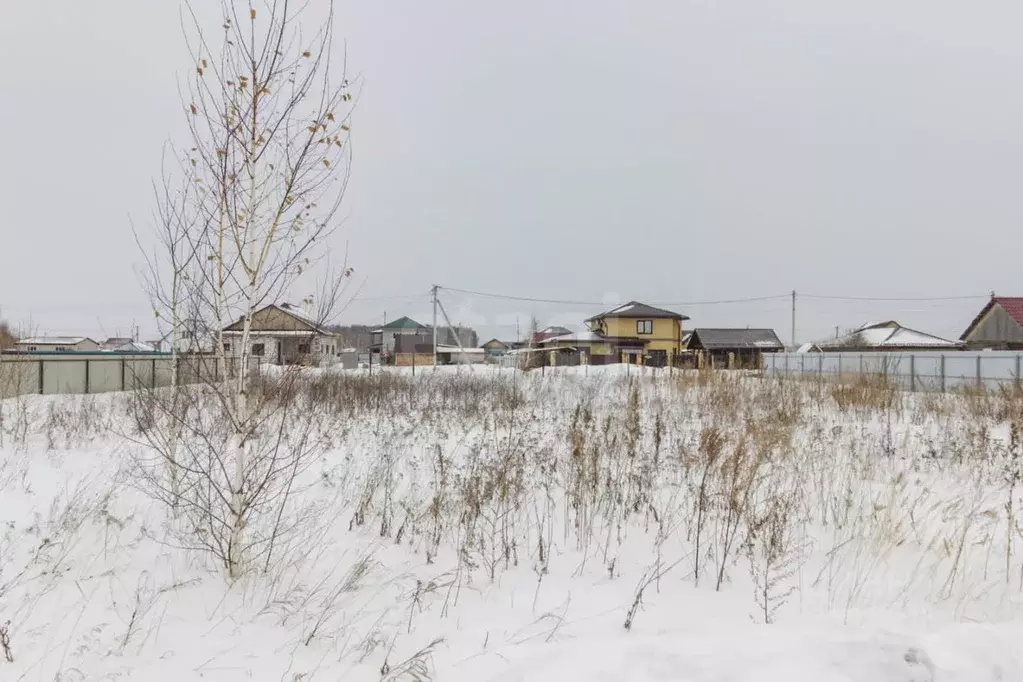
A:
16,336,100,352
809,321,961,352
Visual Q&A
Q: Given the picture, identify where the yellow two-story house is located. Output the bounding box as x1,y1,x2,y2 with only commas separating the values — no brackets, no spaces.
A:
583,301,689,365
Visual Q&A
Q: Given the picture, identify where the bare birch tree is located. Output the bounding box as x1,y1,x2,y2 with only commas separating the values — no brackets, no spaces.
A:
134,149,208,508
132,0,356,578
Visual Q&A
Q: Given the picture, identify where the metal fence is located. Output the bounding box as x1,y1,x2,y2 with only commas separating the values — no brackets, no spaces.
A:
764,351,1023,392
0,353,257,399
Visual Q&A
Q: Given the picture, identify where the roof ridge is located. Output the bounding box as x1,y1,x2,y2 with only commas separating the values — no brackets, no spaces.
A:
586,300,690,321
692,327,776,331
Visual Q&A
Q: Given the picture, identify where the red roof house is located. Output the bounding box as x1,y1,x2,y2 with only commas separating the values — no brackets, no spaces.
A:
960,297,1023,350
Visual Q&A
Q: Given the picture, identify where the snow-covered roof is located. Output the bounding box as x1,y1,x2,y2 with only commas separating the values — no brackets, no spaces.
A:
817,322,960,350
796,342,822,353
538,330,606,345
18,336,92,345
436,345,485,354
99,340,155,352
862,327,958,348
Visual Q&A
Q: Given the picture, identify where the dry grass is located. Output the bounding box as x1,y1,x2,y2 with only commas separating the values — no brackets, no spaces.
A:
5,364,1023,643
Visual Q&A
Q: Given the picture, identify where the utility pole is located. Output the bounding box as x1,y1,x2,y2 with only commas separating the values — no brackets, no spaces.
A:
431,285,439,367
436,296,473,371
790,290,797,350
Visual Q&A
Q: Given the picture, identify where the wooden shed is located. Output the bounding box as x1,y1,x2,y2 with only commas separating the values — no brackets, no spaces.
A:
686,328,785,369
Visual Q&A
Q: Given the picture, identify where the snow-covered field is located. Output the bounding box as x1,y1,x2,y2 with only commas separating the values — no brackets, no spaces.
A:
3,366,1023,681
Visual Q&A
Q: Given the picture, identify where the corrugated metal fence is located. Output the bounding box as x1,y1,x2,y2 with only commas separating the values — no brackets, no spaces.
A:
764,351,1023,392
0,353,256,399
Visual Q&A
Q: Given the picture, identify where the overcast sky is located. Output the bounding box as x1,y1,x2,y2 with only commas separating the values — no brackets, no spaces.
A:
2,0,1020,344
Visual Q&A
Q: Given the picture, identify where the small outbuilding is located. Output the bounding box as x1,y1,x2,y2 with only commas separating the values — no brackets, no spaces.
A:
686,328,785,369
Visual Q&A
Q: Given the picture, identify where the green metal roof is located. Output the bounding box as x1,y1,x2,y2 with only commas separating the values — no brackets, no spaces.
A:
381,316,427,330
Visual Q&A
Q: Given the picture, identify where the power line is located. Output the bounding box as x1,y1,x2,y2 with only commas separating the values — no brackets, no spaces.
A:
438,286,790,307
800,293,990,302
347,292,431,303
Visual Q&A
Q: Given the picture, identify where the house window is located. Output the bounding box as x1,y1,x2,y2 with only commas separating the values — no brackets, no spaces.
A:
637,320,653,335
252,343,265,356
298,343,310,355
223,343,231,353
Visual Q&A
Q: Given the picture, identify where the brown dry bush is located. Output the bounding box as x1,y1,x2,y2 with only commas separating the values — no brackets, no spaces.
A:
828,372,903,417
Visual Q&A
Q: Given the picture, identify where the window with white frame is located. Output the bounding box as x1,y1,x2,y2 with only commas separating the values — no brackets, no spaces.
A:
636,320,653,335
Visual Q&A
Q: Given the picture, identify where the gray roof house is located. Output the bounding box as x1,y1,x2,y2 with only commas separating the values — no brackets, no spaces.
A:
686,328,785,368
686,328,786,352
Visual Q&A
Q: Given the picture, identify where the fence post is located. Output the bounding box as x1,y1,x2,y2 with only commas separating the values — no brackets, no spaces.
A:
412,352,416,377
909,354,915,392
1016,354,1021,391
152,358,157,389
819,353,824,376
38,360,44,395
121,358,126,391
785,353,790,374
940,354,946,393
859,353,864,375
976,354,982,388
800,354,805,375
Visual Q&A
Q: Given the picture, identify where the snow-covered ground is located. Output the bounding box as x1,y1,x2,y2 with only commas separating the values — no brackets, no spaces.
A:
2,366,1023,681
